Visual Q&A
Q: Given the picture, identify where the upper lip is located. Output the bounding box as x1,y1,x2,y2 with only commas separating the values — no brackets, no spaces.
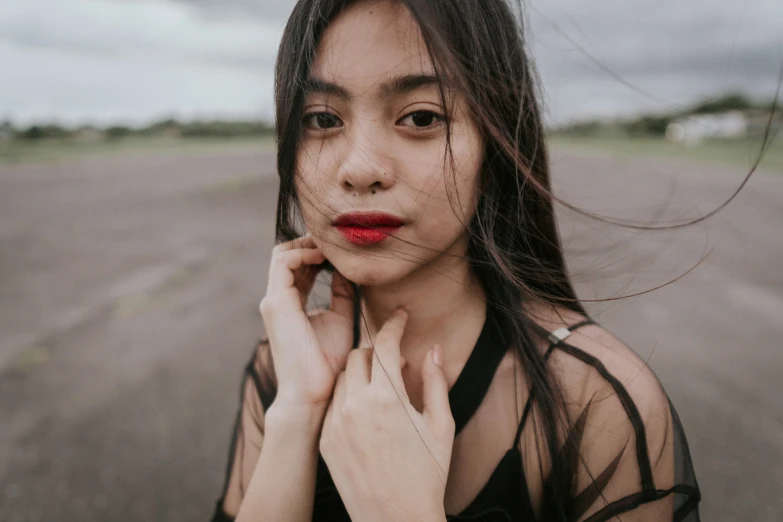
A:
332,211,405,227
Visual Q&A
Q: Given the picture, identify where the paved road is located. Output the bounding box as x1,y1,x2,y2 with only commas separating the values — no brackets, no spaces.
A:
1,144,781,521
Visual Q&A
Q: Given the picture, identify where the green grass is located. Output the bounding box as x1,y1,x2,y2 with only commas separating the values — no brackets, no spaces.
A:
0,136,276,165
549,134,783,173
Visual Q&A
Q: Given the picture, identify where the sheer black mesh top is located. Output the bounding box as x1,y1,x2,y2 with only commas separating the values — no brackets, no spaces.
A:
210,304,700,521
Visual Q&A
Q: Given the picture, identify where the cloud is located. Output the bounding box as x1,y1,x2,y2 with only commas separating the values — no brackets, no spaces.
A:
1,0,781,125
166,0,296,21
527,0,783,120
1,0,286,64
0,0,283,124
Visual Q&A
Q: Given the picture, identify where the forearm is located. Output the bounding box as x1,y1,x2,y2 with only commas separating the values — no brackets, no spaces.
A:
235,403,324,522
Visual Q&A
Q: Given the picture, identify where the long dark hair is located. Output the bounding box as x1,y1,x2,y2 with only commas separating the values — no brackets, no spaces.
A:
270,0,771,519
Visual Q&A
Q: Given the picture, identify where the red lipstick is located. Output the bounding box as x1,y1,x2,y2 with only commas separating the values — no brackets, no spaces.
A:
332,211,404,245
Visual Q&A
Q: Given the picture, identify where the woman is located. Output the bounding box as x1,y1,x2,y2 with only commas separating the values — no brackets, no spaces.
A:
212,0,701,520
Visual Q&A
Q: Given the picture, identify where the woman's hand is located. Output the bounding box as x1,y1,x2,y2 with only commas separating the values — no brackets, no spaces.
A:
259,234,355,418
319,309,454,522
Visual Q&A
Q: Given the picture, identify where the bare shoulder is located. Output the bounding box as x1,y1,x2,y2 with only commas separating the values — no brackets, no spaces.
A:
525,302,671,424
517,302,684,511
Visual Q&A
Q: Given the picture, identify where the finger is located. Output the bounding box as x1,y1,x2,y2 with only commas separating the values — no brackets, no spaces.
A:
268,233,318,284
280,248,326,274
345,347,372,395
322,385,336,434
371,308,408,390
329,270,355,319
421,345,453,433
275,233,316,252
331,370,347,419
268,248,326,292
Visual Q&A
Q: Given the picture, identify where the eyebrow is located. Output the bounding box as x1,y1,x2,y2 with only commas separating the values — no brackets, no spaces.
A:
303,73,444,100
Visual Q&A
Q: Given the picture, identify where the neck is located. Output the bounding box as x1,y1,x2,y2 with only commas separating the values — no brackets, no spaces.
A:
358,240,486,368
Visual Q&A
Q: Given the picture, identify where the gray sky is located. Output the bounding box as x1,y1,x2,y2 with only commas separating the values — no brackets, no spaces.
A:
1,0,781,126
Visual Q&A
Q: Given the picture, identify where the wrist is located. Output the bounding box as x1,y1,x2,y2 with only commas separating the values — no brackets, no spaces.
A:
265,400,327,437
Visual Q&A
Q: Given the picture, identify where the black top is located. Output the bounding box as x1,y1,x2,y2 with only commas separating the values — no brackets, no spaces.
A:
211,306,701,521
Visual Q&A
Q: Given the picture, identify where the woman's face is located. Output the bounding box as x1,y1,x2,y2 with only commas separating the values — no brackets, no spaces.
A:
295,0,484,286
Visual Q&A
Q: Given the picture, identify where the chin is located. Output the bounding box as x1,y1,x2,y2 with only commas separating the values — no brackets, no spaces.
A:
327,248,422,287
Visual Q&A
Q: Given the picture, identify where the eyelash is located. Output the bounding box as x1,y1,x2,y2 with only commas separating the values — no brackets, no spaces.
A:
302,110,446,132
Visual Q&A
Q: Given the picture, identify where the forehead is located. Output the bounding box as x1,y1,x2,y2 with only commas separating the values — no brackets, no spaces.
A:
310,1,436,95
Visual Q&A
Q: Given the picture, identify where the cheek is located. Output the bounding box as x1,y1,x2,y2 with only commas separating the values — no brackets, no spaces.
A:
294,146,338,223
454,144,483,217
408,168,479,255
420,133,482,224
296,145,326,193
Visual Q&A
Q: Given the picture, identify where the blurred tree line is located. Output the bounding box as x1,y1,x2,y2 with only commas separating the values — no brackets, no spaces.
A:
0,118,276,143
2,92,777,144
552,92,780,138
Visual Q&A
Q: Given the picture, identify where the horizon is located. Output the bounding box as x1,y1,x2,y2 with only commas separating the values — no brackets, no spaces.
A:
3,90,779,131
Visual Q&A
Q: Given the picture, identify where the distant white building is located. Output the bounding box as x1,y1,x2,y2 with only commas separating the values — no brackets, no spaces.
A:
666,111,748,145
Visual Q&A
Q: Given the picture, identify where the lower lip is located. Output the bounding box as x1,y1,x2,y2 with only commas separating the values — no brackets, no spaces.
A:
335,225,401,245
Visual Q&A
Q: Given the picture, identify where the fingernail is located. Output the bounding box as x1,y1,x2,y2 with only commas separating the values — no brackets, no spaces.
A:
432,344,442,367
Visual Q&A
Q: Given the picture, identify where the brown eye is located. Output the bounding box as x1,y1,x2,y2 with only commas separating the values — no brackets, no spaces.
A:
398,110,445,129
304,112,343,130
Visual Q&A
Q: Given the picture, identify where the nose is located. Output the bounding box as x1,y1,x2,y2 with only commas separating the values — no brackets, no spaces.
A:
336,135,394,195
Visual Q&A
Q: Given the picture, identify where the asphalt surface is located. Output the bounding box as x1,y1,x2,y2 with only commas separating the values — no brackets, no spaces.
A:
1,143,781,521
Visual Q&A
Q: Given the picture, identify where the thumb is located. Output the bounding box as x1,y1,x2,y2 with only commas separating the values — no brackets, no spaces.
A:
421,345,453,433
